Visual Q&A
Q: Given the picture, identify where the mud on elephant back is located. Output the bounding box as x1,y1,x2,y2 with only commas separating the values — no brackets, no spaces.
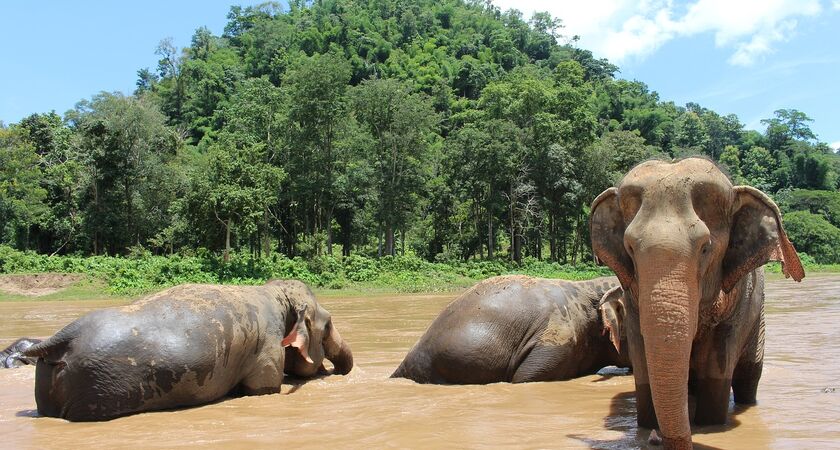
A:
23,280,353,421
391,275,631,384
589,157,804,449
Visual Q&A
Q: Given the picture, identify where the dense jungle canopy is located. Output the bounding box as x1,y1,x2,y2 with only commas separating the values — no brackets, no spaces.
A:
2,0,839,264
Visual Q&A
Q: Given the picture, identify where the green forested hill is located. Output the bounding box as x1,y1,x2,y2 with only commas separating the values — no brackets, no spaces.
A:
2,0,839,266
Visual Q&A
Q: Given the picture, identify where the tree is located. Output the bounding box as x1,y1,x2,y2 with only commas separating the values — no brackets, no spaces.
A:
17,112,83,254
69,92,179,254
0,126,46,248
595,129,662,177
351,78,439,256
674,111,710,153
719,145,744,184
783,210,840,263
283,52,352,255
186,133,285,262
761,109,816,154
446,119,524,260
741,146,775,191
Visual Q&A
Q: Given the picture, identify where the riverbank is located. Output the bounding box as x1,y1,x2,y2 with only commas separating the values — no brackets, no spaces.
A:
2,275,839,448
0,245,613,299
1,245,836,301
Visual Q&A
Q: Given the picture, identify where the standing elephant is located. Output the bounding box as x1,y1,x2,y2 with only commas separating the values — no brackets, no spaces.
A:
391,275,631,384
590,158,804,449
23,280,353,421
1,338,41,368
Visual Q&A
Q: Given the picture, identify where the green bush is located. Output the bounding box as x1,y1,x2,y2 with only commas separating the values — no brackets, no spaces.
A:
0,245,624,295
783,211,840,263
777,189,840,229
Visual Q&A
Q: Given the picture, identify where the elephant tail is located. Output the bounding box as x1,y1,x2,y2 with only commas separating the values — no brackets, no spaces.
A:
23,321,82,359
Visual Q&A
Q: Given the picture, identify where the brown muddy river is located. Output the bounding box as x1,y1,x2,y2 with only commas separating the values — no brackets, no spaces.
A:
1,274,838,449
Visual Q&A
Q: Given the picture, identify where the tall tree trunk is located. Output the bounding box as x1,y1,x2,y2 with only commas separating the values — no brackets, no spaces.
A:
377,225,383,258
325,207,333,256
487,217,494,259
549,214,557,262
224,219,231,263
262,209,270,257
125,180,133,253
93,180,100,255
385,223,395,256
476,206,483,259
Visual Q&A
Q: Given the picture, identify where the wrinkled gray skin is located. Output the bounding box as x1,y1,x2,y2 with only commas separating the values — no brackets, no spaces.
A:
1,338,41,368
23,280,353,422
391,275,631,384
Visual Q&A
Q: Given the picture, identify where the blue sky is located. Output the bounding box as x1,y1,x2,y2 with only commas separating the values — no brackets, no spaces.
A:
495,0,840,149
0,1,262,125
2,1,838,149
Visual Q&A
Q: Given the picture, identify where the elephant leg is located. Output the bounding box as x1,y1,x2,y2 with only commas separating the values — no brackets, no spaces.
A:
511,345,571,383
239,355,284,396
732,313,764,405
624,310,657,429
731,360,762,404
635,383,658,429
692,376,732,425
691,336,739,425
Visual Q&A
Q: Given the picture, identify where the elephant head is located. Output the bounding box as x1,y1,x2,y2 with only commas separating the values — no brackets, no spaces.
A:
590,158,803,448
274,283,354,378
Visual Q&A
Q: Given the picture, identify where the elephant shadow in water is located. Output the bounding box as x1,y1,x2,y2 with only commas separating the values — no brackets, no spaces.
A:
566,390,757,449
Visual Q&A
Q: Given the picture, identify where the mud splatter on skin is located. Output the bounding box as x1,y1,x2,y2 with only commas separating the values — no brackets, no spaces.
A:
0,276,836,447
393,275,627,384
23,280,351,421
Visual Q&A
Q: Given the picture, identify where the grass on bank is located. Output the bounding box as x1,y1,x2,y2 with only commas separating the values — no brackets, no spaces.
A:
0,245,614,298
0,245,835,301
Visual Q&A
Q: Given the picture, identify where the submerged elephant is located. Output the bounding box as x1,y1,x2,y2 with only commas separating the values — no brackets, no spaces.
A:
590,158,804,449
23,280,353,421
391,275,631,384
1,338,41,368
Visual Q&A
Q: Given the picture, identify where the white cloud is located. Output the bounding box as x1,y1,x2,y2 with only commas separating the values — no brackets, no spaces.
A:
831,141,840,152
491,0,823,66
834,0,840,10
727,19,797,66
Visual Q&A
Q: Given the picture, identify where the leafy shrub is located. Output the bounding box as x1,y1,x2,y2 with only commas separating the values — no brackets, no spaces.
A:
782,211,840,263
0,245,626,295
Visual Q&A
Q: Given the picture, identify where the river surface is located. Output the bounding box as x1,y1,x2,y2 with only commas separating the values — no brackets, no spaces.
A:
0,274,838,449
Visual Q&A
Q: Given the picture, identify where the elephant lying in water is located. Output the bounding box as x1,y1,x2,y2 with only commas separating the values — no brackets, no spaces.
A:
391,275,631,384
1,338,41,368
23,280,353,421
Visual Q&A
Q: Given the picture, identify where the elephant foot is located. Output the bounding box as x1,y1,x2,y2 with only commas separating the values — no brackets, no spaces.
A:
693,377,731,425
661,435,693,450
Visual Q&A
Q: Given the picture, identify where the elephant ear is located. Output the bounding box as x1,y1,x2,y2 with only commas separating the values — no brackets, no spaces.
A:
282,304,314,364
590,188,634,289
599,286,625,354
722,186,805,292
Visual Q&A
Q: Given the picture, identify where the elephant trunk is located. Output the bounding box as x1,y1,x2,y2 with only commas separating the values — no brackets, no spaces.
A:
639,261,698,450
324,323,354,375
